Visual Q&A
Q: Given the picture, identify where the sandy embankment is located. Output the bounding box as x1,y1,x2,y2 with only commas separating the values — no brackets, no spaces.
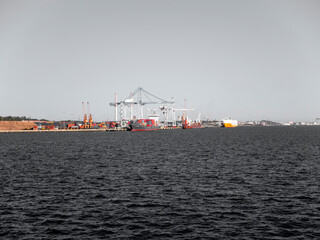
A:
0,121,35,130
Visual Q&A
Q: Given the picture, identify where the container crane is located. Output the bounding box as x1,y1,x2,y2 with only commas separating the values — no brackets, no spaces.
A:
109,87,195,127
87,102,93,128
110,87,173,127
82,101,88,128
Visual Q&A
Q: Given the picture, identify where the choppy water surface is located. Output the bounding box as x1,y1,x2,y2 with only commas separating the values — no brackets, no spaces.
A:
1,127,320,239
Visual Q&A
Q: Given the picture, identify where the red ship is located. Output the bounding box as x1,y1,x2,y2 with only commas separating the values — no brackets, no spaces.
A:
182,117,202,129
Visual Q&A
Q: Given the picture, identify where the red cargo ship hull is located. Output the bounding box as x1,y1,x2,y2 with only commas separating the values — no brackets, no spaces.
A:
182,118,201,129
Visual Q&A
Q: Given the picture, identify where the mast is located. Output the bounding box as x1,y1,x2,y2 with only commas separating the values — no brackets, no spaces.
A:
130,92,133,120
115,92,118,122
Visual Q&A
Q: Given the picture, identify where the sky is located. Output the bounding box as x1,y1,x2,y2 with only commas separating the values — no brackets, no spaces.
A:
0,0,320,122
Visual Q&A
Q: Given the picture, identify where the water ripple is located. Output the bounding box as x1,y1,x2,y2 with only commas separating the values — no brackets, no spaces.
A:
0,127,320,239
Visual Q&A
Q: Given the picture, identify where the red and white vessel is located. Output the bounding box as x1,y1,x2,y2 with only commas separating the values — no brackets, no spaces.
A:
182,116,202,129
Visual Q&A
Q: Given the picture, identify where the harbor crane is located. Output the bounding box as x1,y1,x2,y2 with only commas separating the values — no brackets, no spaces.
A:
109,87,194,127
82,102,88,128
82,101,93,128
87,102,93,128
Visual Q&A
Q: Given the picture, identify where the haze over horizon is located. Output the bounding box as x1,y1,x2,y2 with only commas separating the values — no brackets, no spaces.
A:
1,0,319,122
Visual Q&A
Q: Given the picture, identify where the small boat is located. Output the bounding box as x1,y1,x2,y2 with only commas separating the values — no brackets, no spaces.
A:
221,118,238,127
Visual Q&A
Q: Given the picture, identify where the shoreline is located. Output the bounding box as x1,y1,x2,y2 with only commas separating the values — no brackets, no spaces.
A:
0,129,111,133
0,127,184,133
1,125,316,133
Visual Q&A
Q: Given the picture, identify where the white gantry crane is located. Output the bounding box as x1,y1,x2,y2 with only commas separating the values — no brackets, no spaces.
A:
109,87,194,127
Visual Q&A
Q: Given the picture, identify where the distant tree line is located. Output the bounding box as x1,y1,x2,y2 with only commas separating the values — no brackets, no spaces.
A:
0,116,48,121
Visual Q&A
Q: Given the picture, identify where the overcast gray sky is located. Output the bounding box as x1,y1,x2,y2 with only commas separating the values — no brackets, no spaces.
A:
1,0,319,122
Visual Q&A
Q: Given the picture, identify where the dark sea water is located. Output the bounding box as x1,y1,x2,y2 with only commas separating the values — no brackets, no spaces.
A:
1,126,320,239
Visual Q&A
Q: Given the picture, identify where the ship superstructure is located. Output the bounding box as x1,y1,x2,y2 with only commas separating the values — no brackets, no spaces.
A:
221,118,238,127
